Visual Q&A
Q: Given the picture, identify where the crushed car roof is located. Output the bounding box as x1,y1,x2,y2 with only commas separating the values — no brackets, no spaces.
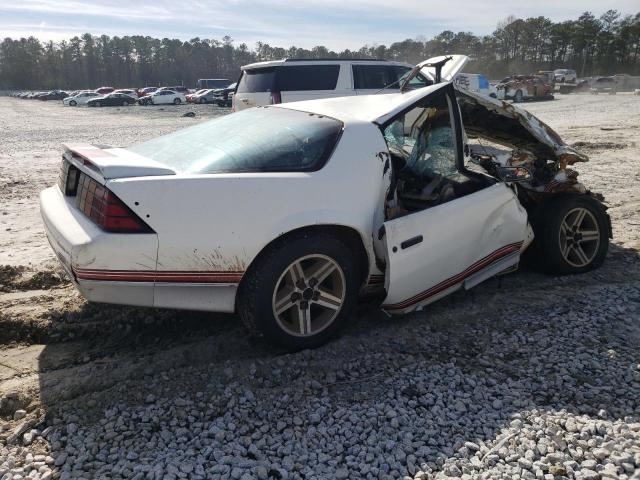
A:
275,83,445,125
278,83,587,164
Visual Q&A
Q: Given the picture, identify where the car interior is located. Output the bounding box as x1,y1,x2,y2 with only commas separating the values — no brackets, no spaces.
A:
383,89,491,218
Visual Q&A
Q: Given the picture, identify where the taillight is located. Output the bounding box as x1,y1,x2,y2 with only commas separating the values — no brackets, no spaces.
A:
270,91,281,104
75,173,153,233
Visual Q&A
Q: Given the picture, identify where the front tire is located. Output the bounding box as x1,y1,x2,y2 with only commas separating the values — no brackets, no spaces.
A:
238,232,360,350
69,100,77,106
529,195,609,275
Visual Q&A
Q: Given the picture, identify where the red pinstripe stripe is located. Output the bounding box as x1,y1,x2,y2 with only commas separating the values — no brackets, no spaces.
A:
73,268,243,283
383,241,522,310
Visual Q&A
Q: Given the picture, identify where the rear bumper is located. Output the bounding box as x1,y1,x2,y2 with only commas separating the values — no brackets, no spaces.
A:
40,186,238,313
40,185,156,307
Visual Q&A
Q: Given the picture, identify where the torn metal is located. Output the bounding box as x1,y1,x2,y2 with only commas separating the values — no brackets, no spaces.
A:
455,87,592,197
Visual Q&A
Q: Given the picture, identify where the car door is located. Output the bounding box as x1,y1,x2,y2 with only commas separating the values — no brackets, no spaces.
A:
379,83,529,314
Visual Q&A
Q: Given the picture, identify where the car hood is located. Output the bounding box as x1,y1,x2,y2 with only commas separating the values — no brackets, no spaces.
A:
417,54,469,83
455,87,588,166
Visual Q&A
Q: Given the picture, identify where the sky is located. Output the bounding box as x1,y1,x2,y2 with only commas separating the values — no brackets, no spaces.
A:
1,0,638,50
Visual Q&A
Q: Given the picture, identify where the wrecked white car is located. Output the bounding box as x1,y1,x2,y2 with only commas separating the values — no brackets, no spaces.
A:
40,56,611,350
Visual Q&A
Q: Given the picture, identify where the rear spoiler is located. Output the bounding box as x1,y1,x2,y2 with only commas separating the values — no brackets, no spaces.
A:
63,143,177,180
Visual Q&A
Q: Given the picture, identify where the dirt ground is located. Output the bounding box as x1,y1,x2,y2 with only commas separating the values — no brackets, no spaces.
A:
0,94,639,466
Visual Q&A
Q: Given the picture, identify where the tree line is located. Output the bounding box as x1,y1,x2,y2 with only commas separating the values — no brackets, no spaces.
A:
1,10,638,90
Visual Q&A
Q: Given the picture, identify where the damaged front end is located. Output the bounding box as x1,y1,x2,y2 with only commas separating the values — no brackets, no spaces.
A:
455,88,601,204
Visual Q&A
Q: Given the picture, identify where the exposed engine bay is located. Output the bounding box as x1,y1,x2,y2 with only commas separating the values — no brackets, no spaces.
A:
455,88,600,203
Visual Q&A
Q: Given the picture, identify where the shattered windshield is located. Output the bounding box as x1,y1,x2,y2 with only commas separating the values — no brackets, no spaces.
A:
128,108,343,174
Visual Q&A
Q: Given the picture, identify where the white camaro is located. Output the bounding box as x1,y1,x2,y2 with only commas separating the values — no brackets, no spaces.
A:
40,56,610,349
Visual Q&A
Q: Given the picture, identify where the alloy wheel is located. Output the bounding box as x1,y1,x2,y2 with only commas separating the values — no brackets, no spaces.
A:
559,207,601,268
272,254,346,337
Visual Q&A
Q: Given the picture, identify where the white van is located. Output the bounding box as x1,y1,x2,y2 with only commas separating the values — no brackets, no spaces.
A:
454,73,497,98
233,59,432,111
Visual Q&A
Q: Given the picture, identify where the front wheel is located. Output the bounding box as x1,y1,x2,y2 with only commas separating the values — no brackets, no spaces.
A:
173,98,181,105
96,101,102,107
528,195,609,275
238,232,360,350
69,100,77,107
199,98,207,104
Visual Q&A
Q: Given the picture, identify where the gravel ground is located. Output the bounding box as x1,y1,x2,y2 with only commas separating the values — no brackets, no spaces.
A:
0,94,639,480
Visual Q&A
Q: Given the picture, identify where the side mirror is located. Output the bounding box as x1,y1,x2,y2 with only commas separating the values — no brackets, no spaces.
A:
497,165,532,183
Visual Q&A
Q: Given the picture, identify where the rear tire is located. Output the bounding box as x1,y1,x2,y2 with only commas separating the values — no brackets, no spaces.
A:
238,232,360,351
173,98,181,105
199,98,207,104
527,195,609,275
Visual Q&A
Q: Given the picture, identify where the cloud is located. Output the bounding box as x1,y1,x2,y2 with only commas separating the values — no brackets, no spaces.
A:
1,0,638,50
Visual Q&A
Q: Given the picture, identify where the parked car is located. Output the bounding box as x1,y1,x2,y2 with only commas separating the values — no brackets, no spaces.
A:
536,71,556,86
186,89,209,102
113,89,139,99
233,58,433,111
453,73,496,98
158,86,190,95
148,89,186,105
496,75,553,102
190,89,215,104
211,83,237,106
196,78,232,90
95,87,115,95
590,77,617,94
87,93,137,107
41,55,610,350
554,69,577,83
38,90,69,101
63,91,101,106
137,87,158,97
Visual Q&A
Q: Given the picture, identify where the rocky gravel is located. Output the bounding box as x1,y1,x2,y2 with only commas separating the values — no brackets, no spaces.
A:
1,94,639,479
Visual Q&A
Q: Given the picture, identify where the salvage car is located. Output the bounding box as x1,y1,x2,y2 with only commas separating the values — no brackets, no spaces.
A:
63,91,101,106
87,93,137,107
590,77,617,94
41,55,611,350
554,69,577,83
496,75,553,102
147,89,186,105
38,90,69,101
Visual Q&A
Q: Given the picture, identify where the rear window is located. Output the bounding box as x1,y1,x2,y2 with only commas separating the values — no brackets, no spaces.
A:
238,65,340,93
128,107,343,174
237,68,276,93
277,65,340,91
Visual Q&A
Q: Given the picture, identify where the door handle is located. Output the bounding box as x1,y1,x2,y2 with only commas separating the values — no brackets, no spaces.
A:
400,235,423,250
